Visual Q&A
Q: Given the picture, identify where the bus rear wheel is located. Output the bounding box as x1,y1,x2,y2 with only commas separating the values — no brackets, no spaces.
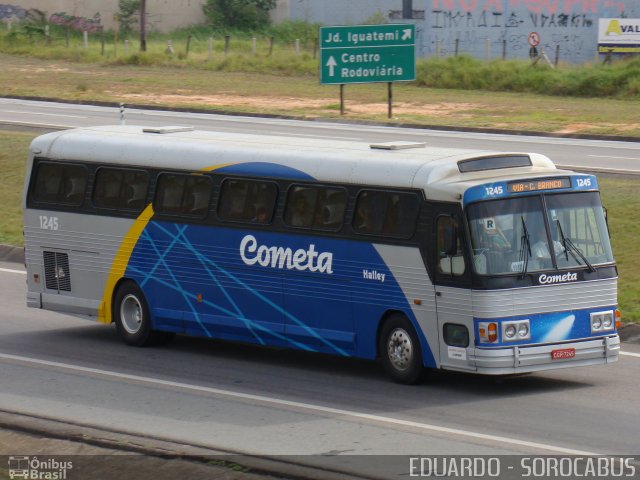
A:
379,314,424,384
114,281,173,347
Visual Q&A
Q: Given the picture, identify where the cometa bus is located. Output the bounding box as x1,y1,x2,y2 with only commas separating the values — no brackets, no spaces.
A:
23,126,620,383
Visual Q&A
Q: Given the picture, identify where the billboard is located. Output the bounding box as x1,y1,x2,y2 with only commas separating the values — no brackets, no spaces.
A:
598,18,640,53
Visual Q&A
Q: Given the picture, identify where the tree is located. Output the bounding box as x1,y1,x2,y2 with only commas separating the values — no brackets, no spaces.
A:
116,0,139,37
202,0,276,30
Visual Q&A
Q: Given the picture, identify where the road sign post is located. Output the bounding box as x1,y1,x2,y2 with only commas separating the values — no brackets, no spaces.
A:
320,24,416,117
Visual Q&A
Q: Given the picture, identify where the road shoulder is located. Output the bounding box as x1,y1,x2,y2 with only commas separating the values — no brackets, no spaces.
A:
0,410,361,480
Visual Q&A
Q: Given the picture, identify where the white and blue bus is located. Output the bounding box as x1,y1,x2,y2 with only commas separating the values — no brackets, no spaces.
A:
23,125,620,383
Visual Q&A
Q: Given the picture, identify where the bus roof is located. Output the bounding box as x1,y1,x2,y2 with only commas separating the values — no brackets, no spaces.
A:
30,125,572,203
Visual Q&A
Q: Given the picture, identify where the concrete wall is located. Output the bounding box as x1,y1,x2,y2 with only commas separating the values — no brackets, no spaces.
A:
279,0,640,63
421,0,640,63
289,0,404,25
3,0,640,62
0,0,207,32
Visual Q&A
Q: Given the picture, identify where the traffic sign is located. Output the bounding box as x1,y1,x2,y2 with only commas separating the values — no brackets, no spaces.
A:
320,24,416,85
528,32,541,47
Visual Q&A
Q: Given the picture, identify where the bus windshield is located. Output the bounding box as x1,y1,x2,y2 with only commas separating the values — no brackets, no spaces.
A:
467,192,613,276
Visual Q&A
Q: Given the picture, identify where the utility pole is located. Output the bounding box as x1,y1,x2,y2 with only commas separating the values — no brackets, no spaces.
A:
140,0,147,52
402,0,413,19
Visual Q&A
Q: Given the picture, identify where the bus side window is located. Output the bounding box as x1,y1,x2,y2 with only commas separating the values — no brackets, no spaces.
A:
437,215,465,276
354,190,419,238
31,162,87,206
187,177,213,215
284,185,347,231
94,168,149,212
155,173,212,217
218,179,278,224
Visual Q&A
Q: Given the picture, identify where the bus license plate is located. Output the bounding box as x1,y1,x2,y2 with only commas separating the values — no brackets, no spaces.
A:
551,348,576,360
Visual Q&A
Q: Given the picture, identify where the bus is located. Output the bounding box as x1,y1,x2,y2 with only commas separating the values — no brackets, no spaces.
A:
23,125,620,383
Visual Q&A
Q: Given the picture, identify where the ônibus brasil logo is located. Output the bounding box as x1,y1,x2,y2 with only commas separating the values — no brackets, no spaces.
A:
8,456,73,479
240,235,334,274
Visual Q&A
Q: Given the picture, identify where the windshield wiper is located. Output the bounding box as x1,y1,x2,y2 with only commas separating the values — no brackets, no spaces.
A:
556,220,596,272
518,216,531,279
555,220,570,262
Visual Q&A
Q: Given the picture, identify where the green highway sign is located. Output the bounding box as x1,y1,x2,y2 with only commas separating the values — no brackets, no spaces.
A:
320,24,416,85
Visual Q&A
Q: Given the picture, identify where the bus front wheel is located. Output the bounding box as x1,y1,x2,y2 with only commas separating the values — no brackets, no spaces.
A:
114,281,173,347
379,314,424,384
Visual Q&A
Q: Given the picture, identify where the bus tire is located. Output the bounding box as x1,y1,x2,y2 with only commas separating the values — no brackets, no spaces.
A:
379,314,424,384
114,281,172,347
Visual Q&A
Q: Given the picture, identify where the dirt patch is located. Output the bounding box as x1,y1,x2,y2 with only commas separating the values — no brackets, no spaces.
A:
348,102,478,116
555,123,640,134
116,92,481,117
117,92,333,110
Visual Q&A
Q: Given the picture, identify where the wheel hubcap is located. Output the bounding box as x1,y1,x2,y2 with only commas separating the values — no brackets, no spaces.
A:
387,328,413,371
120,294,143,334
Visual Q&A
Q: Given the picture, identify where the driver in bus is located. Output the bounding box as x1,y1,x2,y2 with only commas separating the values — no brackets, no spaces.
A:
530,221,564,259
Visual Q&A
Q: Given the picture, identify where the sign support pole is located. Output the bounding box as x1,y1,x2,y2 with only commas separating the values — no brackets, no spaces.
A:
320,24,416,117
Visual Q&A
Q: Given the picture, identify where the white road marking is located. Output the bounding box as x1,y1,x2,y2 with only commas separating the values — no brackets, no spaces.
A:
1,110,87,119
588,155,640,160
556,164,640,175
258,132,362,141
0,268,26,275
620,351,640,358
0,352,600,456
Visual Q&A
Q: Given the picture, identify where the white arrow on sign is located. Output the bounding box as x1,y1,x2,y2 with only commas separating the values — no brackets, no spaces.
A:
326,56,337,76
402,29,412,41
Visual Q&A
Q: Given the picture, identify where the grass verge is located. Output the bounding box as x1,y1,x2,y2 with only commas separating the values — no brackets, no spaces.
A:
3,24,640,99
0,130,29,246
0,130,638,322
1,54,640,137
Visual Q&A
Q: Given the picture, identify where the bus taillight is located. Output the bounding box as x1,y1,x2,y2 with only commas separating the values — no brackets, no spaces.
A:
488,323,498,343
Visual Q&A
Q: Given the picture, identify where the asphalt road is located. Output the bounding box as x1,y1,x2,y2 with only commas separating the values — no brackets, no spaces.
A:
1,99,640,477
0,262,639,478
1,97,640,174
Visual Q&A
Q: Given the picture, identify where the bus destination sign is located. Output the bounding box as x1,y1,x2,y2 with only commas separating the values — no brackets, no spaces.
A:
507,177,571,193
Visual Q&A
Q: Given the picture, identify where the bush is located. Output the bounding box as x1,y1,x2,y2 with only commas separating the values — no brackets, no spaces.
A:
415,54,640,98
203,0,276,30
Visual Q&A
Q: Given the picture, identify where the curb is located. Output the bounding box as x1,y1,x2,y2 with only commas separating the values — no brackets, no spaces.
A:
0,244,24,264
3,94,640,144
619,323,640,344
0,409,375,480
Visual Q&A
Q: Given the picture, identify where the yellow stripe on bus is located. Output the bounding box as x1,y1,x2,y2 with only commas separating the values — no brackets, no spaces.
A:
97,204,155,324
98,163,235,324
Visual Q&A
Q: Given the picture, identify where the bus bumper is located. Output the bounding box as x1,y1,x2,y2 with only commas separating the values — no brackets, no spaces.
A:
469,335,620,375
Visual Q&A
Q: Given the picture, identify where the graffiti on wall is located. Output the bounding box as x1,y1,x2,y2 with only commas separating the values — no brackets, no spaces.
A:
49,12,101,33
0,4,27,21
430,0,625,15
423,0,639,62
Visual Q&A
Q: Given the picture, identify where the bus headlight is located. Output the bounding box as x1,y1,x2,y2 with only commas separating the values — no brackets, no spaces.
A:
502,320,530,342
591,310,615,333
518,323,529,338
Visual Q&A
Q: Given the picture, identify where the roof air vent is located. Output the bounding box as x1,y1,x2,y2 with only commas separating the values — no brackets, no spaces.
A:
143,126,195,134
370,141,426,150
